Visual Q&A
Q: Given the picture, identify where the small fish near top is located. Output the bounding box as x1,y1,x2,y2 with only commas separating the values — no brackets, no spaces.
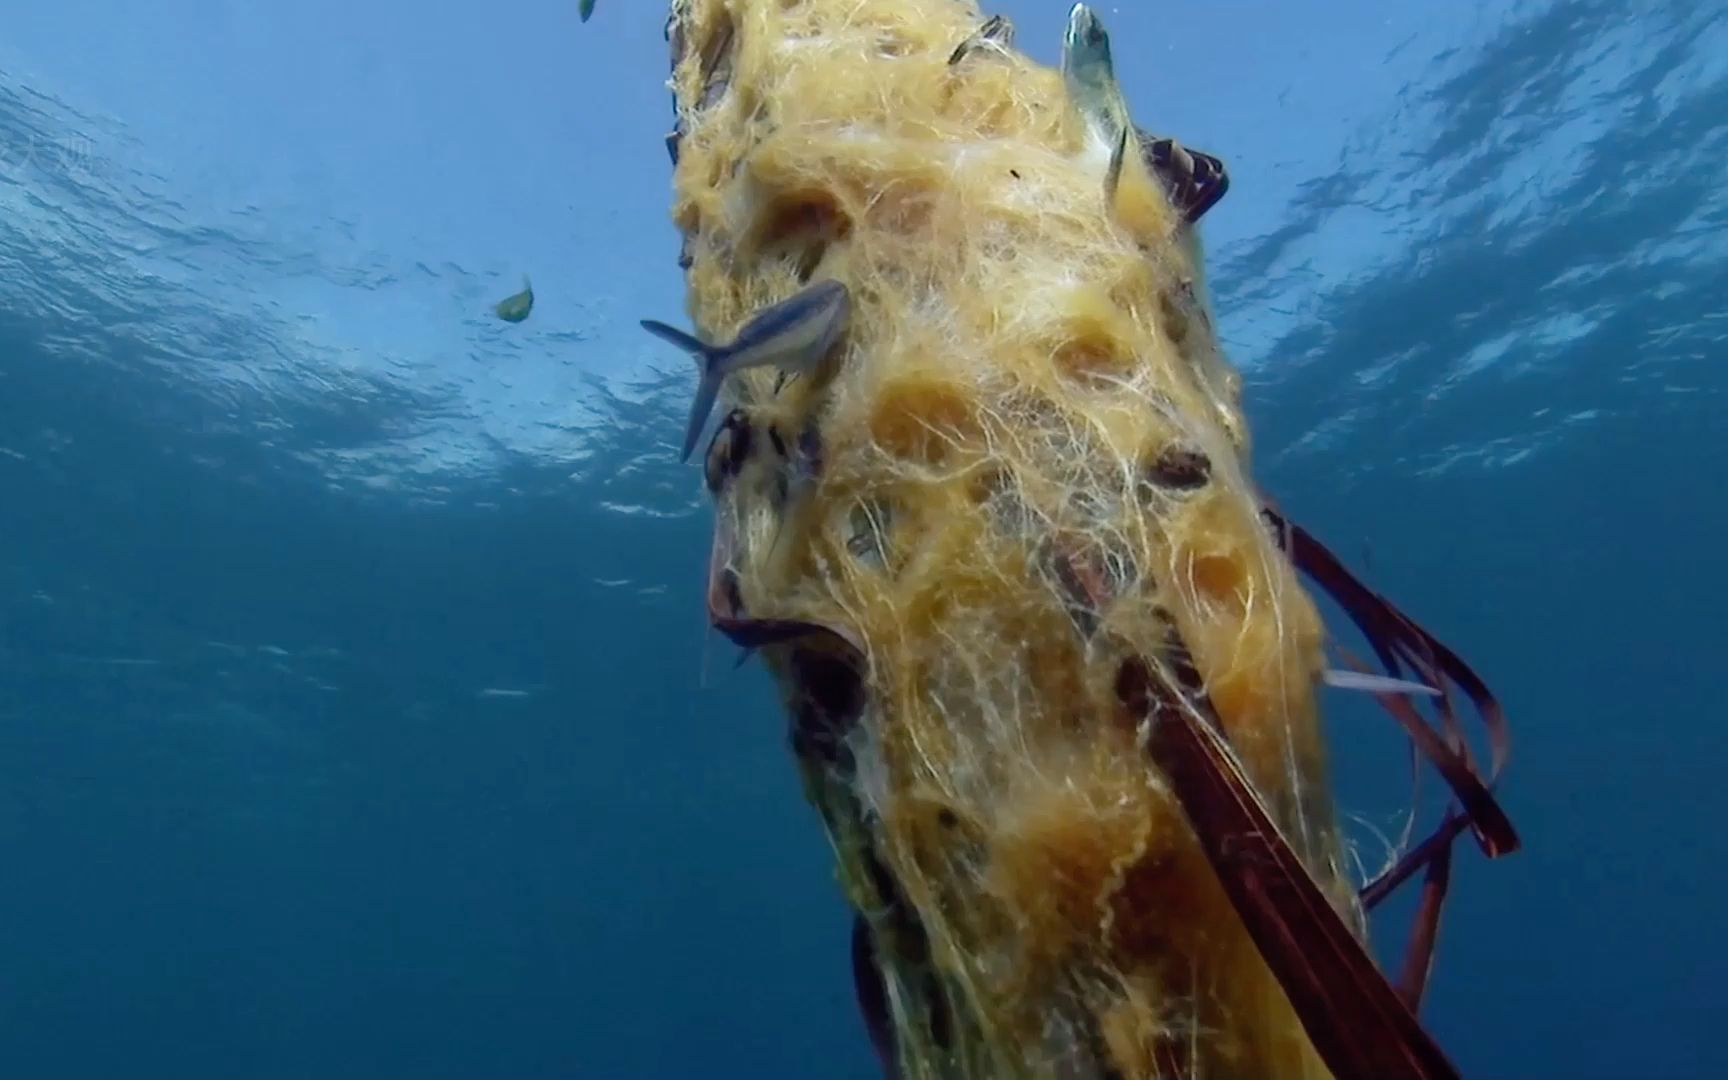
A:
493,276,534,323
948,14,1015,66
579,0,596,22
1060,4,1134,201
639,279,852,462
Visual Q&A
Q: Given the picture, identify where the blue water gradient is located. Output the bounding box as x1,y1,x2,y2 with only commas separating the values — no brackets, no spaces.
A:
1,1,1723,1077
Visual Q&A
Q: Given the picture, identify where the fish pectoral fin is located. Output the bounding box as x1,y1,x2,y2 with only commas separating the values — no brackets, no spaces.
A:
681,368,725,463
1105,124,1128,202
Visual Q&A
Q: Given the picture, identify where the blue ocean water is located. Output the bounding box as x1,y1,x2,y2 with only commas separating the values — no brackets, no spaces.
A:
0,1,1722,1077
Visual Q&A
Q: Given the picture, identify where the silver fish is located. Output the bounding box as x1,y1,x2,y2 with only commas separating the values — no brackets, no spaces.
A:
1061,4,1133,200
1322,669,1442,698
640,278,851,462
948,14,1015,66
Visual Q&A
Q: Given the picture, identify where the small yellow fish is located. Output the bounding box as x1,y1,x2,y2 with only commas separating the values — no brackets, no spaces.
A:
579,0,596,22
494,275,533,323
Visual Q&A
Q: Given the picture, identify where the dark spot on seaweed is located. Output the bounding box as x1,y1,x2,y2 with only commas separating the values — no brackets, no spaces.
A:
896,911,932,966
861,846,902,913
704,442,726,496
1157,288,1193,347
1047,545,1101,638
704,409,754,494
1153,609,1205,696
809,657,863,721
1114,656,1153,716
924,973,952,1049
795,423,823,477
936,807,958,829
1143,444,1211,491
794,242,825,283
792,701,855,774
1113,653,1179,746
767,425,788,458
971,468,1035,536
876,30,913,57
846,498,893,569
751,192,851,285
697,10,737,112
719,567,744,618
1010,169,1021,179
788,646,866,764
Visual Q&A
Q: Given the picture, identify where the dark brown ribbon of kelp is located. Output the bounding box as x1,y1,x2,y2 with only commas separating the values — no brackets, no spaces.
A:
1044,489,1516,1077
1259,501,1518,1014
1135,130,1230,225
1115,648,1464,1080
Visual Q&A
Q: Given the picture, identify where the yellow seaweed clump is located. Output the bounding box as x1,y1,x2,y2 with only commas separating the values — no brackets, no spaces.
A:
664,3,1356,1078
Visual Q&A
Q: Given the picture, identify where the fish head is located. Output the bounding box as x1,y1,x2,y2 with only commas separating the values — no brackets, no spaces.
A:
746,277,852,380
802,277,851,330
1061,3,1127,153
809,279,852,358
1062,5,1112,77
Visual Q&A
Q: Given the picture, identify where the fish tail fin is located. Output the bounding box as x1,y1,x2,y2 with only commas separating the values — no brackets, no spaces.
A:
641,318,728,462
680,366,724,462
639,318,709,358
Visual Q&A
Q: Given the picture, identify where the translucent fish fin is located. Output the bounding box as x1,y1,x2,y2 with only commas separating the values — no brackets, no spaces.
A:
640,318,726,462
681,367,724,463
639,318,709,359
1105,123,1127,204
